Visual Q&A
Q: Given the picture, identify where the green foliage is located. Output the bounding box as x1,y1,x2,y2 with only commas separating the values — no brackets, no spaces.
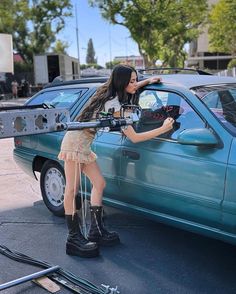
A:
208,0,236,55
80,63,103,70
86,38,97,64
0,0,72,64
227,59,236,69
105,60,120,69
52,40,69,54
14,61,33,73
13,61,34,83
89,0,208,67
80,64,88,70
89,63,103,69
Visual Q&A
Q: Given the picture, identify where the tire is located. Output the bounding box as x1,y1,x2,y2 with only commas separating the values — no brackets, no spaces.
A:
40,160,65,217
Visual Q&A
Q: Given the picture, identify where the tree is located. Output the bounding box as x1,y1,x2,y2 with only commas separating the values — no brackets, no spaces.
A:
208,0,236,55
227,59,236,69
0,0,72,64
86,38,97,64
52,40,69,54
105,60,120,69
89,0,208,67
0,0,30,63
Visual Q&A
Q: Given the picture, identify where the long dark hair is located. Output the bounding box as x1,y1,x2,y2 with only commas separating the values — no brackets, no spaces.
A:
77,64,139,121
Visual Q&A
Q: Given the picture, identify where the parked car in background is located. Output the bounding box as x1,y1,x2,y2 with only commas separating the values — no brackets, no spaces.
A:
13,70,236,245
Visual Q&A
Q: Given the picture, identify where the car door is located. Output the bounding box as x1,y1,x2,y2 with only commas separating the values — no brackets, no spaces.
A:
119,88,230,229
223,138,236,236
94,130,122,198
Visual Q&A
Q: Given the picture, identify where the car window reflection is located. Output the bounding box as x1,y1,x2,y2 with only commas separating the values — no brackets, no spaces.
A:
138,90,205,140
27,88,88,109
202,87,236,134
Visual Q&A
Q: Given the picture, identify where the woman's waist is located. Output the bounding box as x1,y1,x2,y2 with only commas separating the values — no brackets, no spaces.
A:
62,129,95,146
67,129,95,139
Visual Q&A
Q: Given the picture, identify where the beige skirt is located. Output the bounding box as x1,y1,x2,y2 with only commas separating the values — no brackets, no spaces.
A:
58,129,97,164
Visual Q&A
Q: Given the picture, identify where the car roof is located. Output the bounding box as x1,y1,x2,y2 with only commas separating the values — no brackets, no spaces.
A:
158,74,236,89
43,73,236,92
43,77,108,89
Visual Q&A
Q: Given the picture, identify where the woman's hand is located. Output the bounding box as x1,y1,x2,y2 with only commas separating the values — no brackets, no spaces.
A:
147,76,162,85
137,76,162,90
162,117,175,132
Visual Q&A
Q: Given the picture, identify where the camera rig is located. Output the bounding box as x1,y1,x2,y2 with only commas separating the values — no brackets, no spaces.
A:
0,103,141,139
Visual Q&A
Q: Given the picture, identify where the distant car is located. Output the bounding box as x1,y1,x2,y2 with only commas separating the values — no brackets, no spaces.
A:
13,70,236,245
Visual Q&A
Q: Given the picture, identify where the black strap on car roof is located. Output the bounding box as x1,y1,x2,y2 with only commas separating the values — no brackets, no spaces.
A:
138,67,212,75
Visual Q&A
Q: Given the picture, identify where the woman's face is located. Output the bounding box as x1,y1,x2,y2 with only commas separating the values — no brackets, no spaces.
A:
125,71,137,94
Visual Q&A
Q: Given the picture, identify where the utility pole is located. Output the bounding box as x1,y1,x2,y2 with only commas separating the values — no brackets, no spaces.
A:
75,3,81,78
108,25,112,72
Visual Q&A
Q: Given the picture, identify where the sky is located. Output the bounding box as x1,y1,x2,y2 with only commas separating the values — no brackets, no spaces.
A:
58,0,140,67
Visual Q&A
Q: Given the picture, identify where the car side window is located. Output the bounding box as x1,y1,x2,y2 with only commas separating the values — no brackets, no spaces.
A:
138,90,205,140
202,89,236,131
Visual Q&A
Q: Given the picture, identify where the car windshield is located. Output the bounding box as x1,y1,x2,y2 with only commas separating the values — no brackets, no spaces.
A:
27,88,88,109
192,84,236,135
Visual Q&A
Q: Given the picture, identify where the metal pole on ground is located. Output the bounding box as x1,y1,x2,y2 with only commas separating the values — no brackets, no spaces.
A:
0,265,60,291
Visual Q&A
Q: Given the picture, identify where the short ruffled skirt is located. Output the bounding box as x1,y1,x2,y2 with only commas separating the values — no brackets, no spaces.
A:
58,130,97,164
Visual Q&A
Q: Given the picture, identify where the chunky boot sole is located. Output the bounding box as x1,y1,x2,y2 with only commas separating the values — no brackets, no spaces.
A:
88,236,120,247
66,242,99,258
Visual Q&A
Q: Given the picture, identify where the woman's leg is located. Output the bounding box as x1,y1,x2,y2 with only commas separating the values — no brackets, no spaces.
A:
83,161,120,246
64,160,82,214
82,161,106,206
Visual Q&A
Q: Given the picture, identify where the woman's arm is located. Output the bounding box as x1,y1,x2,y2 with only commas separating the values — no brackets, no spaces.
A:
122,117,174,143
137,76,161,90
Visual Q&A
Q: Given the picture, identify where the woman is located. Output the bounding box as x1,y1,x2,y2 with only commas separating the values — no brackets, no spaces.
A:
58,65,174,258
11,80,18,99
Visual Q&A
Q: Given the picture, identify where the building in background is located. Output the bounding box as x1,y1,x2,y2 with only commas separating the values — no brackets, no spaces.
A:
186,0,233,71
114,55,144,69
13,53,24,63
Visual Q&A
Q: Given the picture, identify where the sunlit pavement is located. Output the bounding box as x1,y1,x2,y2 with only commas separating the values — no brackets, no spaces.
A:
0,97,28,107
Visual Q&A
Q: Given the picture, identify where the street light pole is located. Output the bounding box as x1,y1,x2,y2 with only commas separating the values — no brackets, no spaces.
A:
75,3,81,78
109,24,112,73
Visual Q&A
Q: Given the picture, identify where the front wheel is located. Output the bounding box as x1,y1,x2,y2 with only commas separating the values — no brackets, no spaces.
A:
40,160,65,216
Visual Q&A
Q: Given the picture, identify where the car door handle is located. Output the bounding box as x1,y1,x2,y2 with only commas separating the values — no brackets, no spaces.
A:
122,149,140,160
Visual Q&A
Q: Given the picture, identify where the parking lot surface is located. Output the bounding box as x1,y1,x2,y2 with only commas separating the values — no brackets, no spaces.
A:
0,138,236,294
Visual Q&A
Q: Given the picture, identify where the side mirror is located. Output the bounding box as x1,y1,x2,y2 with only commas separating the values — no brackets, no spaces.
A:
177,128,218,146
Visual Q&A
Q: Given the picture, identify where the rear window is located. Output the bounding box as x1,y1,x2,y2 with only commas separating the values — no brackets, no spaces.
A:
27,88,89,109
192,84,236,135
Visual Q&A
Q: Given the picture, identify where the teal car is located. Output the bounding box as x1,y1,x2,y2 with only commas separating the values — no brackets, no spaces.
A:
13,72,236,245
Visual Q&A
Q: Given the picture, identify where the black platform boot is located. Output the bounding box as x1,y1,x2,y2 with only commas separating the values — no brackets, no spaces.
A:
87,206,120,246
65,213,99,258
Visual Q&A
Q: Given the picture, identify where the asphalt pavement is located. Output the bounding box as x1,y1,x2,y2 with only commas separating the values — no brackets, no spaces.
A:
0,101,236,294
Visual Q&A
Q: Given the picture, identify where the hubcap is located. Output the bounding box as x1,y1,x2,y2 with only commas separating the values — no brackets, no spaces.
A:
44,167,65,207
